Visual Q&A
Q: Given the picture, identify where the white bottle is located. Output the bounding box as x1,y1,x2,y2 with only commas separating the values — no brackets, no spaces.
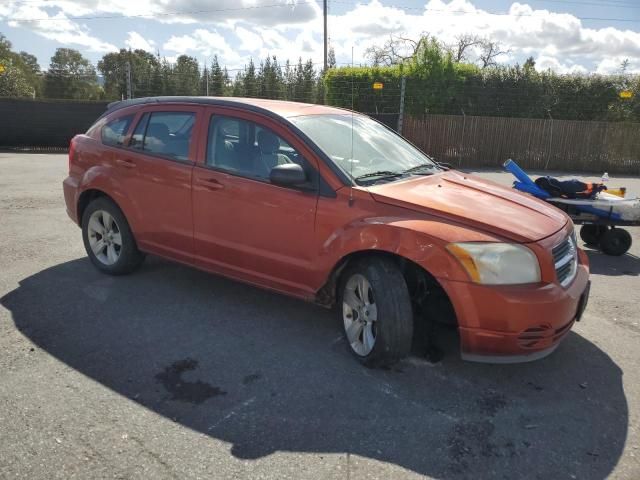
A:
601,172,609,183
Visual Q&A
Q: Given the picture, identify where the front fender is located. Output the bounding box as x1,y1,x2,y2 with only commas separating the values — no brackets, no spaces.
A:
316,217,471,283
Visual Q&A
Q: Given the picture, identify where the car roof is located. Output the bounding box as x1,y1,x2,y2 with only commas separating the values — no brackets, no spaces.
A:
104,96,352,120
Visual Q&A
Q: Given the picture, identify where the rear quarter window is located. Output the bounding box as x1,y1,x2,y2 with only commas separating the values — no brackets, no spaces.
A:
101,115,134,146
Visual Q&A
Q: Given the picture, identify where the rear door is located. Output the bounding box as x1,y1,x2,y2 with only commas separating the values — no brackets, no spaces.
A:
115,105,204,263
191,107,320,297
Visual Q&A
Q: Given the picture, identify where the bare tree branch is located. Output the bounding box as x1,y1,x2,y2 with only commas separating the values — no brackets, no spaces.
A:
478,40,510,69
451,34,482,63
364,34,430,66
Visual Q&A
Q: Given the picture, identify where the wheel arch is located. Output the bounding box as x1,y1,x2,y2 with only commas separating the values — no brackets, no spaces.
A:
316,249,457,327
77,189,139,241
77,189,119,225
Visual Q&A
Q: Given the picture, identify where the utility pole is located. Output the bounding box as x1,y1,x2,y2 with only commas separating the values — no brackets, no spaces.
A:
125,61,132,100
323,0,328,71
397,76,406,134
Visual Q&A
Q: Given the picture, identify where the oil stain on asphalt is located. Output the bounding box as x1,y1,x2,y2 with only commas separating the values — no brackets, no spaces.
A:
155,358,226,404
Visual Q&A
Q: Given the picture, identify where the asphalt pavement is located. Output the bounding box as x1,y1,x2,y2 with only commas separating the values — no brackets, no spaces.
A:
1,153,638,479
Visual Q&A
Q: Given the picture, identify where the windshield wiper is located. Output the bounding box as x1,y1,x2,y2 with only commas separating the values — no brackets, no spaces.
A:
354,170,405,182
403,163,439,175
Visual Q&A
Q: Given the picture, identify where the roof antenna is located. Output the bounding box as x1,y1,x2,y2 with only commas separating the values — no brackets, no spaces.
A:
349,45,355,207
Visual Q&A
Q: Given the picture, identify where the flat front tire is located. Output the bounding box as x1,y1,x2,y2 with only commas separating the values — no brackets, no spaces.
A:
338,258,413,367
81,197,144,275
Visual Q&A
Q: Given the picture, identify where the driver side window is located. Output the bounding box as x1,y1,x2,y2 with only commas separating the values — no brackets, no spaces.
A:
206,115,313,183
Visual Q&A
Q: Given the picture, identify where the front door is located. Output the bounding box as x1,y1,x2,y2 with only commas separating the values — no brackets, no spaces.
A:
192,109,319,297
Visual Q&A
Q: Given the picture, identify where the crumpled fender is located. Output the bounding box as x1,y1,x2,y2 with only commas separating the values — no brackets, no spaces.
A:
315,214,502,286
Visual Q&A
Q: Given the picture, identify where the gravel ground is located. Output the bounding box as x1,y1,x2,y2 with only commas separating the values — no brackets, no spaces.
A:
1,153,639,480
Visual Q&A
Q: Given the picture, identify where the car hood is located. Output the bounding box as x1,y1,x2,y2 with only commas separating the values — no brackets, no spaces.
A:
367,170,568,242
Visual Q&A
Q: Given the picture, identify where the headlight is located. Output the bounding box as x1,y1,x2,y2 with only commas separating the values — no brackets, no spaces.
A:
446,242,541,285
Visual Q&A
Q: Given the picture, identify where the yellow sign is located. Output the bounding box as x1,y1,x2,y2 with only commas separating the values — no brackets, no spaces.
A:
620,90,634,99
372,82,384,90
0,64,5,74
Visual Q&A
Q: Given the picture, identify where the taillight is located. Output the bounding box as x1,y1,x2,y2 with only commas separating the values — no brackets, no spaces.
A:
68,137,76,173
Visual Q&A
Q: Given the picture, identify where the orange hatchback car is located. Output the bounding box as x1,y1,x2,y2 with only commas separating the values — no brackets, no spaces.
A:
63,97,590,366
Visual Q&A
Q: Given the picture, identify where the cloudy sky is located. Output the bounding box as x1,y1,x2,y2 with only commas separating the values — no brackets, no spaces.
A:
0,0,639,74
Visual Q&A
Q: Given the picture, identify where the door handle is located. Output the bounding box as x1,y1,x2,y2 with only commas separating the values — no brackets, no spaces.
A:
199,177,224,190
115,158,136,169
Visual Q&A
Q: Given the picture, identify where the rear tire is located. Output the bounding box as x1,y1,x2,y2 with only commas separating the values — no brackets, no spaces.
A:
338,258,413,368
580,224,606,246
599,228,632,256
81,197,145,275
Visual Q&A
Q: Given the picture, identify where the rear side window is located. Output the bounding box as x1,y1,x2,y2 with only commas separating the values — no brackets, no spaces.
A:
142,112,195,161
127,111,195,161
101,115,134,146
129,113,149,150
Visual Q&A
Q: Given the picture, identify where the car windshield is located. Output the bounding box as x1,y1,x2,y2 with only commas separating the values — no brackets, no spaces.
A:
288,114,439,184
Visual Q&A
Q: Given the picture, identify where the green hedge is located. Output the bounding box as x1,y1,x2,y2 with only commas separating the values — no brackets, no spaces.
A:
324,64,640,122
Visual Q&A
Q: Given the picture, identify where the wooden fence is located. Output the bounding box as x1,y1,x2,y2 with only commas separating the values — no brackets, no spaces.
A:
403,114,640,175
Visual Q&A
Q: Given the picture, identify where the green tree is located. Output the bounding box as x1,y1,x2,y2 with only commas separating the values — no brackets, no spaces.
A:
0,59,32,97
173,55,200,95
258,56,284,99
327,47,337,69
17,52,41,95
301,59,316,103
209,55,225,96
292,58,305,102
523,56,536,75
0,33,40,97
232,71,245,96
242,59,258,97
43,48,101,99
98,49,162,99
222,67,231,95
283,60,295,100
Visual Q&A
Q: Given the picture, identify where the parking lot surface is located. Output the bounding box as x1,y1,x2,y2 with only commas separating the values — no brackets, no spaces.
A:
1,153,639,479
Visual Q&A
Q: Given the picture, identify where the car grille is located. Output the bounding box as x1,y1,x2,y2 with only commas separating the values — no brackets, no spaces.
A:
552,235,578,288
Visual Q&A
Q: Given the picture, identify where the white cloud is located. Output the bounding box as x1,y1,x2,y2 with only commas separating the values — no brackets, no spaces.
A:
125,32,156,52
42,0,319,26
321,0,640,73
235,26,264,52
4,5,116,52
596,56,640,75
163,28,243,67
536,55,588,74
2,0,640,74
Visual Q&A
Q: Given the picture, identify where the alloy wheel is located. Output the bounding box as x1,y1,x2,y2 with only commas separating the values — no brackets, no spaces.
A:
342,273,378,356
87,209,122,266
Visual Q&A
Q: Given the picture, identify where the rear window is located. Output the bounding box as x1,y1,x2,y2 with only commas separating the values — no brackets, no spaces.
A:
101,115,134,146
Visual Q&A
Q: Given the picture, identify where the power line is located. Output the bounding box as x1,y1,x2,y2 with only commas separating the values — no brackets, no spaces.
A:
6,0,323,22
530,0,640,8
6,0,640,23
329,0,640,23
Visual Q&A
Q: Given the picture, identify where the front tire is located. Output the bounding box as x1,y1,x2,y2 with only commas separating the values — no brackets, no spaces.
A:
338,258,413,367
81,197,145,275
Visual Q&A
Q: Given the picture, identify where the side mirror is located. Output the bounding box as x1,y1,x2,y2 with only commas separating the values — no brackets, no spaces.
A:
270,163,307,187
